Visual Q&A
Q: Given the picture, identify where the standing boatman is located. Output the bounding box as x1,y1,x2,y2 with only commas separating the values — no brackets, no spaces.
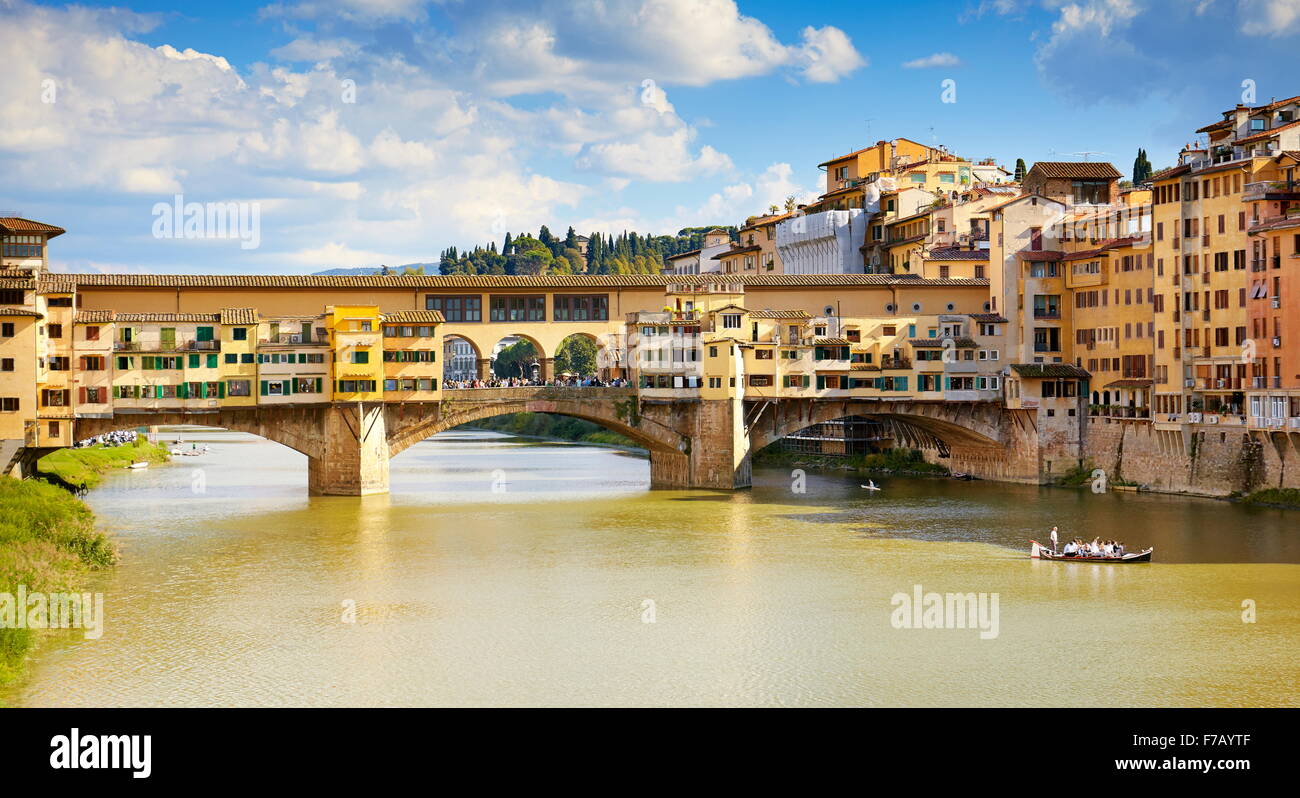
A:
1050,526,1059,554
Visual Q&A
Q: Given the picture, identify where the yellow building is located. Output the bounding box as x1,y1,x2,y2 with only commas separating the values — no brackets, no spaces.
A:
328,305,384,401
380,310,444,401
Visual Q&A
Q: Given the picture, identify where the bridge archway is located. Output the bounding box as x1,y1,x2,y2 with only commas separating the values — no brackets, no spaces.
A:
748,400,1007,456
441,334,482,383
385,391,682,459
73,409,330,460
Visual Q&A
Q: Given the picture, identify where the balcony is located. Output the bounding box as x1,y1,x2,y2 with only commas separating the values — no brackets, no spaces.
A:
1243,179,1300,201
260,333,327,346
113,339,220,352
1032,310,1061,320
880,357,912,371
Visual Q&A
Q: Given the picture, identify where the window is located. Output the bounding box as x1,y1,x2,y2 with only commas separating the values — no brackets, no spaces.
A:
1,235,43,257
336,380,377,393
754,349,773,360
85,325,99,341
0,398,17,412
490,295,546,322
226,380,252,397
425,295,483,322
721,314,741,329
552,295,608,321
1072,181,1108,205
48,356,70,371
47,323,63,339
0,358,10,371
232,327,248,341
1,323,12,337
351,351,370,364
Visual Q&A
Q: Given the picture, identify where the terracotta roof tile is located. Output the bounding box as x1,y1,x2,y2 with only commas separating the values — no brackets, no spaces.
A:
67,273,989,289
1019,250,1066,262
35,278,76,294
926,247,990,261
0,306,42,317
114,312,221,323
219,307,258,325
0,217,65,237
382,310,446,324
1010,363,1091,378
1027,161,1122,180
749,309,811,319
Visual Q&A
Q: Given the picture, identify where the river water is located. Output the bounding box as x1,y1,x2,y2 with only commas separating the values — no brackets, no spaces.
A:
9,428,1298,707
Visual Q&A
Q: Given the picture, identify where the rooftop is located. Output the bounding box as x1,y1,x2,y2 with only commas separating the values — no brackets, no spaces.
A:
67,273,990,289
1026,161,1122,180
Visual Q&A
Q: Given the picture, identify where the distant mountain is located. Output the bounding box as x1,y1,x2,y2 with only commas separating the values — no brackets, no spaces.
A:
311,263,437,276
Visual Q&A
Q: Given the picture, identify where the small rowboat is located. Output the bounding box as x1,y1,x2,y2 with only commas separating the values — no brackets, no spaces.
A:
1030,540,1153,562
126,461,149,469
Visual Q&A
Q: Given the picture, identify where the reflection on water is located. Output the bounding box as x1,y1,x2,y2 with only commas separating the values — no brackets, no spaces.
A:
8,428,1299,707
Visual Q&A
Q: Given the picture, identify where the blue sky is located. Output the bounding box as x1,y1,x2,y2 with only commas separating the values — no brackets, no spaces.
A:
1,0,1297,273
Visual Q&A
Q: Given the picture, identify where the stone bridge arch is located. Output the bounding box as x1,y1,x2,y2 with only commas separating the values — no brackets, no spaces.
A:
384,388,683,458
72,407,331,460
748,399,1007,454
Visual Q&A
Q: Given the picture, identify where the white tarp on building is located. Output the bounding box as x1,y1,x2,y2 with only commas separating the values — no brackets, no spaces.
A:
775,209,868,274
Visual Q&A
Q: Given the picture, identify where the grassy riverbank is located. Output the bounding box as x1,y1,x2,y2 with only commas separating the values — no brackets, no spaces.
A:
463,413,641,448
753,446,950,476
1240,488,1300,509
37,436,170,490
0,478,117,694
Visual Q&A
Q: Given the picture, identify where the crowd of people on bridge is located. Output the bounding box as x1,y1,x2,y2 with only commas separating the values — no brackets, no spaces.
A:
444,376,629,390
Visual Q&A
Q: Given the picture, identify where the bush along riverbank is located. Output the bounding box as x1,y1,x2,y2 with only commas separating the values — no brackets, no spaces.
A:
36,435,170,491
461,412,641,449
752,446,950,476
0,478,116,695
1239,488,1300,510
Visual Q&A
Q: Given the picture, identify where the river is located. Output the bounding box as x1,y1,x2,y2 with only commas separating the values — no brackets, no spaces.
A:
8,428,1298,707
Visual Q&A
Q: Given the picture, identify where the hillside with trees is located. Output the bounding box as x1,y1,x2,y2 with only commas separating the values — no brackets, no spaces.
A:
437,225,737,276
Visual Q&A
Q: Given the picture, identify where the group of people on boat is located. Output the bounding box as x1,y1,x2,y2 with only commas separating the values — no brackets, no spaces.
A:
1049,527,1125,558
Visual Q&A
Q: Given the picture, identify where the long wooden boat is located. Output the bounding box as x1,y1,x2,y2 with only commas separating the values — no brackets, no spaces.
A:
1029,540,1153,562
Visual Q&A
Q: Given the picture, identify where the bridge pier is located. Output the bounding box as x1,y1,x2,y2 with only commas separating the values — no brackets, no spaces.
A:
307,403,391,496
646,398,752,490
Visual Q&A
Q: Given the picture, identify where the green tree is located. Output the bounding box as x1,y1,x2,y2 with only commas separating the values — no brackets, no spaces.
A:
1014,158,1027,182
1132,148,1153,184
492,339,537,379
555,335,598,376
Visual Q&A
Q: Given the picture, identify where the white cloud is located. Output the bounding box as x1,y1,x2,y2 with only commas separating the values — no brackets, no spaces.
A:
1239,0,1300,35
902,52,963,69
794,26,868,82
0,0,863,271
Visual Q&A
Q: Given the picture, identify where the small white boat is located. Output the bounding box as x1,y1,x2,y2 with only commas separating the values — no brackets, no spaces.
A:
860,480,882,491
127,461,149,469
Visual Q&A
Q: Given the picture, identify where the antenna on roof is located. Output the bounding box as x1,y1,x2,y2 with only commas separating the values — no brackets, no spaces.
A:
1069,151,1109,161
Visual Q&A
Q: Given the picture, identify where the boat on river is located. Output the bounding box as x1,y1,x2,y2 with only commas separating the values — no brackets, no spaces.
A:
1030,540,1153,562
127,461,149,469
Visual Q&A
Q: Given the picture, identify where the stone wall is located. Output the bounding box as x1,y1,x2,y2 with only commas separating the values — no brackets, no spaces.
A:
1082,417,1300,496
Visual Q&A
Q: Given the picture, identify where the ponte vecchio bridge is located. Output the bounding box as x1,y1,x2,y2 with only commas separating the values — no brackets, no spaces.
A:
5,273,1076,495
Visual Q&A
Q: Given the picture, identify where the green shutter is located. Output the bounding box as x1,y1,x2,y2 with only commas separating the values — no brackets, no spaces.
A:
315,378,322,394
207,354,217,368
218,381,226,399
260,380,268,396
944,376,951,391
188,354,199,368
